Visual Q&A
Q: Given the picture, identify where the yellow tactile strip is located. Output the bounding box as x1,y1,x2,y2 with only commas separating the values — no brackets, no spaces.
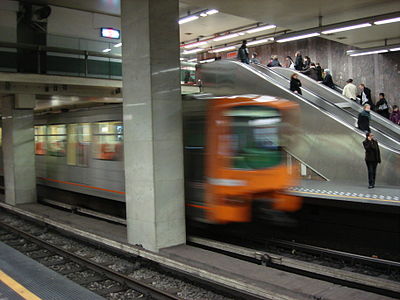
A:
0,270,41,300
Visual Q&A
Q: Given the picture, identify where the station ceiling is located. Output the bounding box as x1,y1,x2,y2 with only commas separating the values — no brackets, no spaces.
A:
17,0,400,49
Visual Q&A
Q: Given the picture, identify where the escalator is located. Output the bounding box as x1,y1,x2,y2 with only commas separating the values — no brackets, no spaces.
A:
199,60,400,186
265,66,400,140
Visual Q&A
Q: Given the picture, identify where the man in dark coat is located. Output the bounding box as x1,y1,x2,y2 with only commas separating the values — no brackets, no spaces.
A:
237,40,249,64
315,63,323,81
357,104,371,133
302,63,319,81
363,132,381,188
358,84,374,108
375,93,390,119
294,51,303,71
322,69,335,89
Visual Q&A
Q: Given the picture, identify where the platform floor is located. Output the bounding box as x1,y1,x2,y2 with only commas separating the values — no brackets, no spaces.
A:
288,179,400,206
0,240,103,300
0,202,395,300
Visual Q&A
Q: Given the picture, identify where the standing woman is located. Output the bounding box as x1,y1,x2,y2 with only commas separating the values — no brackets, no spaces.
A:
290,73,302,95
363,132,381,189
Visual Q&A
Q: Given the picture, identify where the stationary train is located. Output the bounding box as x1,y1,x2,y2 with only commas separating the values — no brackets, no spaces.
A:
30,94,302,224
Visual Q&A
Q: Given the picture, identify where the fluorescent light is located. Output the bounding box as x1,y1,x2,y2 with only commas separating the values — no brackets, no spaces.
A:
180,58,185,61
213,33,239,41
188,58,198,62
210,46,236,53
321,23,371,34
247,37,274,46
114,43,122,48
200,58,215,63
102,48,111,53
276,32,320,43
374,17,400,25
184,41,208,49
182,48,203,55
200,12,207,17
246,25,276,34
179,15,199,24
350,49,388,56
206,9,219,15
390,47,400,52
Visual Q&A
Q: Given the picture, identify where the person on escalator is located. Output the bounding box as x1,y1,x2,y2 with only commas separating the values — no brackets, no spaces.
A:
237,40,249,64
358,84,374,108
357,104,371,133
290,73,302,95
294,51,304,71
390,105,400,125
302,62,319,81
363,132,381,189
342,79,357,101
250,52,260,64
285,56,295,69
321,69,335,89
375,93,390,119
315,63,323,81
267,55,281,67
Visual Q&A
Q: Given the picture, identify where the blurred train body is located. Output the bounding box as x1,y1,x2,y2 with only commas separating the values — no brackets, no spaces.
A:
32,95,301,224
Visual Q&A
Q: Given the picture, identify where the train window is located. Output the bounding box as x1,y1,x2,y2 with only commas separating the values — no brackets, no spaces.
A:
34,125,47,155
225,106,282,170
67,123,91,166
47,125,66,157
93,122,123,161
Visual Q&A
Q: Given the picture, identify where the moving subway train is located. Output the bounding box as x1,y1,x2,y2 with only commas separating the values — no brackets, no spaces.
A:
31,94,302,224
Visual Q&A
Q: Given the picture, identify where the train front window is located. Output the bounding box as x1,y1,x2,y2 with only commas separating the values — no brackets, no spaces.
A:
225,106,282,170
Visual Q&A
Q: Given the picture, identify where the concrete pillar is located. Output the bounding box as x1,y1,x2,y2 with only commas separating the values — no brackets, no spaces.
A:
121,0,185,252
1,94,36,205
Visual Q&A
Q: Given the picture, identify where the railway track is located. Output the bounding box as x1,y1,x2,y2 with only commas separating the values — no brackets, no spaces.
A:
0,213,255,300
188,236,400,299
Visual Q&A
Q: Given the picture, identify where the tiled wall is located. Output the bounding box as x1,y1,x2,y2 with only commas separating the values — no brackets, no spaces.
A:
218,37,400,107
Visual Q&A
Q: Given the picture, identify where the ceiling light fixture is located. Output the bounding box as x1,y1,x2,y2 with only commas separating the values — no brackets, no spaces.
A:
349,49,388,56
206,9,219,15
276,32,320,43
114,43,122,47
247,37,274,46
246,24,276,34
347,43,400,56
184,41,208,49
200,58,215,63
182,48,203,55
321,23,371,34
213,33,240,41
179,15,199,24
188,58,198,62
102,48,112,53
210,46,236,53
179,9,219,24
374,17,400,25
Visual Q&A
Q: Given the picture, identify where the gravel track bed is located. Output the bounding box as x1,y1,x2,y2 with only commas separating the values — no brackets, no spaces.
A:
0,211,233,300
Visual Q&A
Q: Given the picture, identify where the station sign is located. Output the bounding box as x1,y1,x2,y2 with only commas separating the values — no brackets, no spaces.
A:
100,28,120,39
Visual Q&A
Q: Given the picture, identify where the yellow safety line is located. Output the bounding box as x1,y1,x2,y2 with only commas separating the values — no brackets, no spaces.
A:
291,190,400,204
0,270,42,300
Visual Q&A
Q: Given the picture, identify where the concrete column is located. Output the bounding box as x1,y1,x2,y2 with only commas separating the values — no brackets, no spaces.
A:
1,94,36,205
121,0,185,252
